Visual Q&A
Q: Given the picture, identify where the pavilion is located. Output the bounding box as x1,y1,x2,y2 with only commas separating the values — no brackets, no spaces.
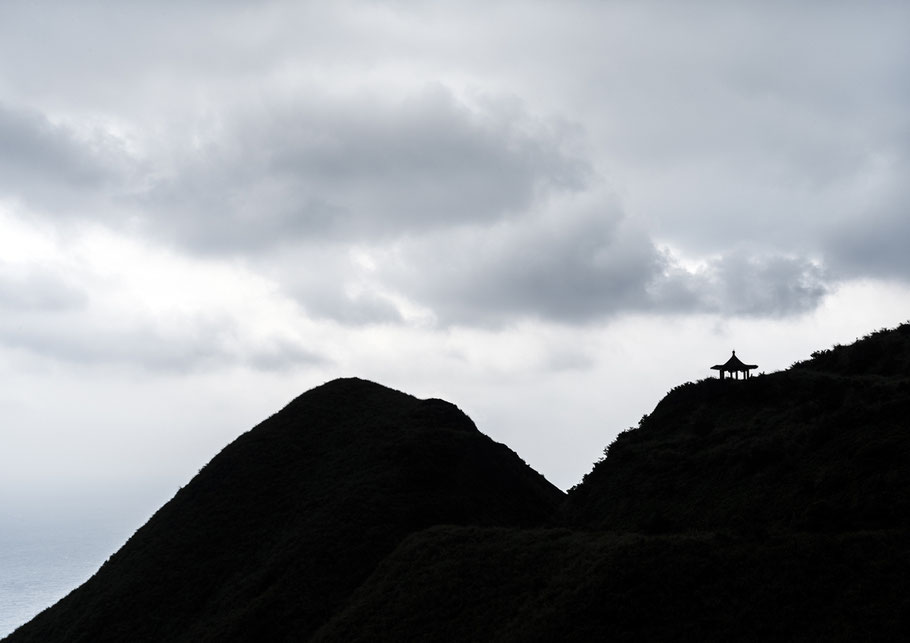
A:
711,351,758,380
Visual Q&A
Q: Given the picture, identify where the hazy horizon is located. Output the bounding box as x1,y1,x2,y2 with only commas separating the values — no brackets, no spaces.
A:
2,2,910,632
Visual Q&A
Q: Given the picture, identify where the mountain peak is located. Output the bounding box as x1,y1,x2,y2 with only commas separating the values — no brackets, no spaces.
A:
8,379,561,643
565,322,910,533
9,325,910,642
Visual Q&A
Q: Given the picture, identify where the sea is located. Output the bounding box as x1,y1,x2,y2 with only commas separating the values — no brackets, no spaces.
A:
0,519,132,639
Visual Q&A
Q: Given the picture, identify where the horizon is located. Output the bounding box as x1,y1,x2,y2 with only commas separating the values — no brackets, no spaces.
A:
2,2,910,635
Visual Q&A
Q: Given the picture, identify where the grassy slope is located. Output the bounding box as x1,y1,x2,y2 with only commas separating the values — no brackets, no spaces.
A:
564,323,910,533
5,378,563,643
315,325,910,641
313,526,910,643
8,325,910,641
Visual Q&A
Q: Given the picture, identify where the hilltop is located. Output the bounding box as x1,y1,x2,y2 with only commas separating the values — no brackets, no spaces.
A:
564,323,910,533
6,378,562,642
313,324,910,641
7,325,910,641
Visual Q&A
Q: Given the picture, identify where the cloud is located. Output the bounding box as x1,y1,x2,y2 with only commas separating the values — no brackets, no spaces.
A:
0,102,130,211
1,1,909,531
301,288,405,326
0,310,326,373
390,207,659,325
374,200,833,327
694,251,829,318
823,164,910,281
0,1,904,335
140,85,589,254
828,213,910,281
0,264,87,312
0,224,329,373
245,337,329,372
252,243,408,326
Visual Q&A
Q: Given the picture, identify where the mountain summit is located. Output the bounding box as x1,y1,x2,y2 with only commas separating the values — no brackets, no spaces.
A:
7,378,562,643
565,325,910,533
8,326,910,642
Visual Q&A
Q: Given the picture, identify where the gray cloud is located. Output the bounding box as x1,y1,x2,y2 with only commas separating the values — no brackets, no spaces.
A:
695,251,829,318
823,173,910,282
243,337,329,373
257,243,406,326
2,2,910,544
505,2,910,272
396,209,660,325
302,290,404,326
141,86,589,254
379,205,832,327
0,1,905,335
0,102,130,210
0,265,87,312
0,310,326,373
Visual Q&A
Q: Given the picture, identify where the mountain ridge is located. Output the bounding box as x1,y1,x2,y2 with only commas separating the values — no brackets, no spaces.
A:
563,324,910,534
7,325,910,641
6,377,563,642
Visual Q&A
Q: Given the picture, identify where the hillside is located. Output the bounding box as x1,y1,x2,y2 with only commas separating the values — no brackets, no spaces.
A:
312,527,910,642
311,324,910,641
313,325,910,643
6,378,563,643
564,323,910,533
6,325,910,641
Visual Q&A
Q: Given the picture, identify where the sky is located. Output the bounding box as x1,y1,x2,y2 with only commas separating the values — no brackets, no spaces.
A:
1,0,909,537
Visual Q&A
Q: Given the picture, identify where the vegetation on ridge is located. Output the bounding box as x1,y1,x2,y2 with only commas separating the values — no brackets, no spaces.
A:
564,323,910,534
6,378,562,643
313,527,910,643
6,324,910,642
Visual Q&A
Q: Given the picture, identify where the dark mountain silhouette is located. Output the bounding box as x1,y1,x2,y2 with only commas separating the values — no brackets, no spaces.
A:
564,324,910,534
7,324,910,641
5,378,562,642
313,528,909,642
312,325,910,642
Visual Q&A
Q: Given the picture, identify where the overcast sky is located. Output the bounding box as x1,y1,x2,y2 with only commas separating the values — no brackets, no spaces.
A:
2,1,909,534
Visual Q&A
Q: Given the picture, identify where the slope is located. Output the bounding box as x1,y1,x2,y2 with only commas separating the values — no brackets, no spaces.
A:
312,526,910,643
10,325,910,642
564,323,910,533
311,325,910,641
6,378,563,643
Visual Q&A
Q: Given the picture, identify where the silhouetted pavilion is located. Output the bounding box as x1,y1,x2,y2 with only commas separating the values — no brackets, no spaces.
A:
711,351,757,380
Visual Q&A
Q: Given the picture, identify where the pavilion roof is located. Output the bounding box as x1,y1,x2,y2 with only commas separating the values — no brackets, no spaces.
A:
711,351,758,371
